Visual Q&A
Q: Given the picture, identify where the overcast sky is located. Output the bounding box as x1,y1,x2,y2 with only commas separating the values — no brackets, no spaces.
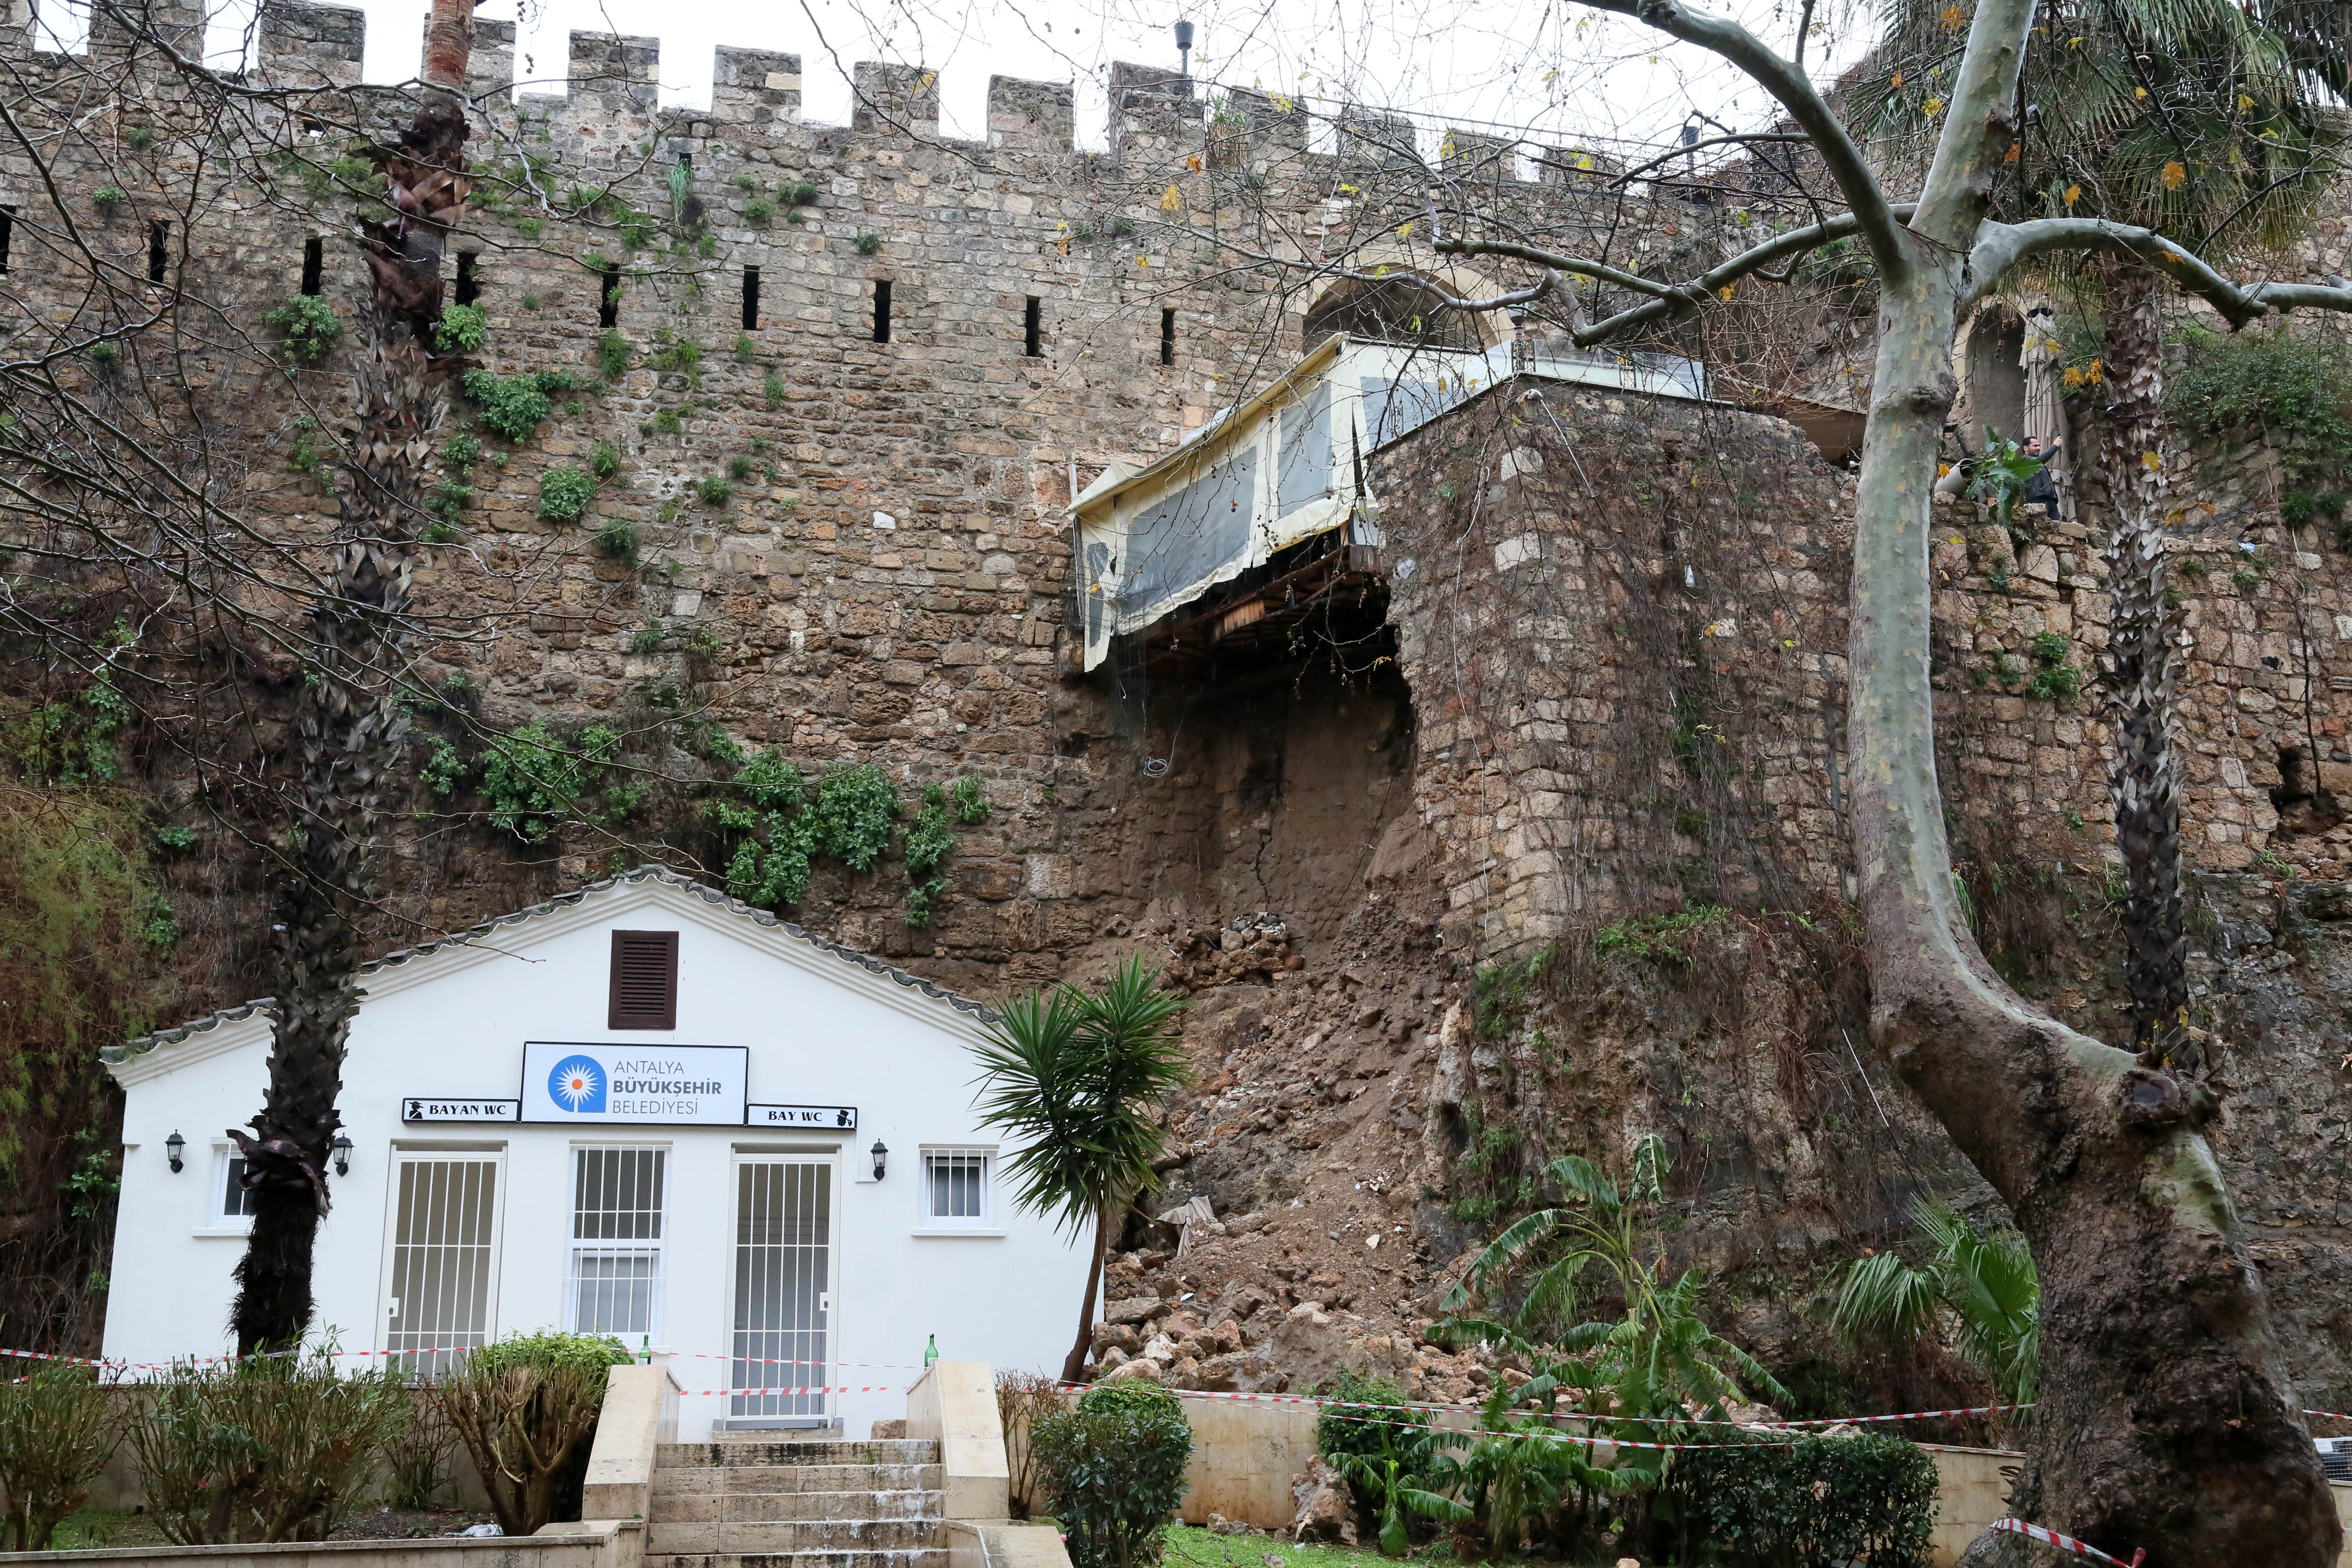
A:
39,0,1875,157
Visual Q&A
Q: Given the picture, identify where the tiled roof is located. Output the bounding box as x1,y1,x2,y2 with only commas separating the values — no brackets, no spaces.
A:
103,864,991,1065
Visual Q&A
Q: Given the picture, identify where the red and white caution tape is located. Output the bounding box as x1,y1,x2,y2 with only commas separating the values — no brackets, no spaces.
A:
1989,1518,2144,1567
1050,1375,2021,1433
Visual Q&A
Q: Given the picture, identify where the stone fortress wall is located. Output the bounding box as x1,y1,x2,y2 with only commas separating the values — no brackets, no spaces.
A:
0,0,1743,978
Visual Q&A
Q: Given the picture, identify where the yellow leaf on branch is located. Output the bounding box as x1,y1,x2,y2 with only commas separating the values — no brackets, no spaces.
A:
1161,185,1182,212
2161,160,2186,190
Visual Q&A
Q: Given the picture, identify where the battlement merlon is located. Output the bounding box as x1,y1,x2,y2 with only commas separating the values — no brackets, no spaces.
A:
987,75,1074,154
0,6,1610,194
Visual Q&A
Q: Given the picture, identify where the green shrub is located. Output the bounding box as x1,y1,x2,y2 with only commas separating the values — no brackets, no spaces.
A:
853,233,883,255
0,1363,123,1550
788,181,820,205
480,722,613,842
538,465,596,522
904,782,956,927
598,329,631,379
588,440,623,480
1030,1384,1193,1568
264,293,342,364
594,518,639,563
441,1332,631,1535
463,369,553,440
764,371,786,408
812,762,898,870
2170,325,2352,513
745,197,777,222
91,185,125,214
729,454,753,481
435,303,489,354
1664,1434,1936,1568
130,1352,408,1544
951,774,989,823
384,1395,459,1511
630,615,664,654
1313,1371,1434,1529
696,475,733,506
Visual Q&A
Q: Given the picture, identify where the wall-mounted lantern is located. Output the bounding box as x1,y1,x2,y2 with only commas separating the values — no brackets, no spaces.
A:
331,1133,354,1177
165,1131,185,1173
871,1139,889,1181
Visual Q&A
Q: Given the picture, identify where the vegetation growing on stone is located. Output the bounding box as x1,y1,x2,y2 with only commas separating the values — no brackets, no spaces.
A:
263,294,341,364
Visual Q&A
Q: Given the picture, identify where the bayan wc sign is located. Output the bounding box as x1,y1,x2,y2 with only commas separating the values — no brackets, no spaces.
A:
519,1041,749,1124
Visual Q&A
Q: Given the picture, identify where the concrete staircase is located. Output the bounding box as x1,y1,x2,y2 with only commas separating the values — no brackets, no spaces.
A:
648,1438,949,1568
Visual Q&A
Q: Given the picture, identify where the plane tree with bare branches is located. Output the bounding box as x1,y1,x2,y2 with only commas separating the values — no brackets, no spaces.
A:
1191,1,2352,1561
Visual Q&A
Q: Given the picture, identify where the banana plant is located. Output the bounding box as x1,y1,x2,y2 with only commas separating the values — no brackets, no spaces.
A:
1328,1444,1470,1558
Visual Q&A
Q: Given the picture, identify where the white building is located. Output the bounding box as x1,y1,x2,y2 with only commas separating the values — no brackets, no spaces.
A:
99,867,1088,1439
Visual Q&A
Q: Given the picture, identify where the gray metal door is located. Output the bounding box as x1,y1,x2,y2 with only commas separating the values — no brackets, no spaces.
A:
729,1157,832,1425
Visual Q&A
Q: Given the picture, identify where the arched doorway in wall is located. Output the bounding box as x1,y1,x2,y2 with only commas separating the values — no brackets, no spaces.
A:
1302,274,1487,354
1961,304,2030,446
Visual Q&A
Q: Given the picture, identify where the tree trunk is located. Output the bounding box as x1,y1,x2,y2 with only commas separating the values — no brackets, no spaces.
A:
1061,1200,1109,1384
1851,246,2335,1565
2095,256,2191,1064
229,17,475,1357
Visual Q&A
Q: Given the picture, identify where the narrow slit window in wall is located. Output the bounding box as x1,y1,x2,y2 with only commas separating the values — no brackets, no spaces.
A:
1023,296,1042,357
454,251,479,306
0,205,16,276
599,261,621,329
741,267,760,331
1160,307,1176,367
872,279,892,343
299,235,323,295
147,220,168,284
608,930,679,1030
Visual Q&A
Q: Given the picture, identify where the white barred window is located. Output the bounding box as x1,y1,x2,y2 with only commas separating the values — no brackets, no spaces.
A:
565,1146,666,1341
921,1149,991,1228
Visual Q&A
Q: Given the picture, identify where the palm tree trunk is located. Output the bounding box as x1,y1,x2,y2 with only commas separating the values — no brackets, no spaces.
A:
229,5,476,1357
1061,1200,1109,1383
2095,255,2190,1065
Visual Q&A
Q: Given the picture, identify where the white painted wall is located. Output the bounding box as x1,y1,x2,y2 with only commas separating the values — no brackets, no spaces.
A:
101,877,1089,1440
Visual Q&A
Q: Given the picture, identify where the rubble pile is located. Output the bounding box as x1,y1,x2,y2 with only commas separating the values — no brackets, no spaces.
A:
1161,913,1304,990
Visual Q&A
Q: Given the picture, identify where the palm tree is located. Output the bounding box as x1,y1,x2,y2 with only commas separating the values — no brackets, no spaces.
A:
972,955,1190,1383
1831,1197,2040,1407
1856,0,2344,1064
229,0,479,1354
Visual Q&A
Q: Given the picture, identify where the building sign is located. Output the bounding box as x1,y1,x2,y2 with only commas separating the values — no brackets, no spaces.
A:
519,1042,749,1125
402,1097,521,1123
747,1104,859,1130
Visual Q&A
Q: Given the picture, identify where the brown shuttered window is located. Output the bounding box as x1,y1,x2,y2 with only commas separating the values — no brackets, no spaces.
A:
608,931,679,1030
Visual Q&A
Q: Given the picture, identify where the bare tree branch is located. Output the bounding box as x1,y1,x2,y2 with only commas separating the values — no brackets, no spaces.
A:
1582,0,1909,281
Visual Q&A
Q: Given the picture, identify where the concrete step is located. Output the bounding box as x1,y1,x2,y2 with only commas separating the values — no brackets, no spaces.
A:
660,1440,941,1468
656,1462,945,1496
646,1521,947,1556
652,1489,945,1524
648,1552,947,1568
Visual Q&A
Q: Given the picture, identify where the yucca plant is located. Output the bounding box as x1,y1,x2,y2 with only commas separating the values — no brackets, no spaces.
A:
974,955,1190,1383
1832,1198,2040,1407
